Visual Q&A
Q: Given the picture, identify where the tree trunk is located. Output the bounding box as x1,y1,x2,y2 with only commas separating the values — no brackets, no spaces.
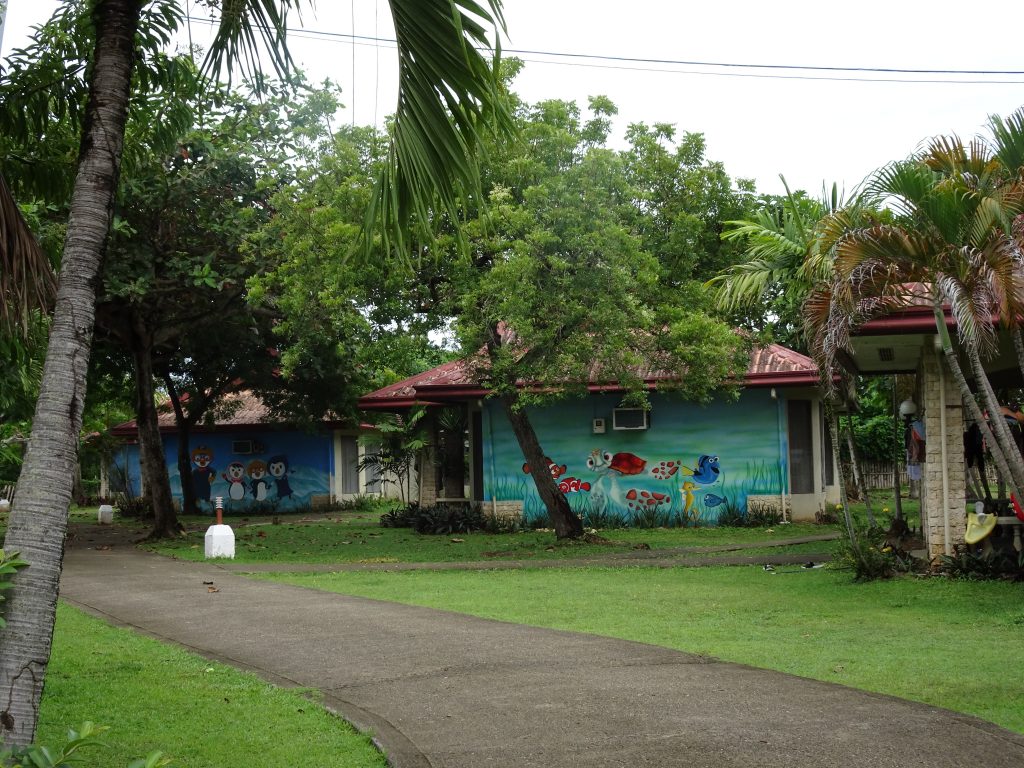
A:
933,306,1022,501
824,400,856,547
966,344,1024,495
0,0,142,747
844,413,874,523
72,458,85,505
501,392,583,539
1013,327,1024,381
164,375,198,516
129,322,177,538
891,377,904,521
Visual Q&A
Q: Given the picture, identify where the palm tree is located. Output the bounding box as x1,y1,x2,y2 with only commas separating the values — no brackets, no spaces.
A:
805,125,1024,507
0,0,511,746
709,179,879,530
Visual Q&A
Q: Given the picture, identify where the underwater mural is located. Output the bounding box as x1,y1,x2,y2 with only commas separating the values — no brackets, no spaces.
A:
482,390,787,527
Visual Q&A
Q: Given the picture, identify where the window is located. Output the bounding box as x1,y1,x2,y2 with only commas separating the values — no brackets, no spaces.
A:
612,408,649,431
340,436,359,495
821,405,834,487
788,400,814,494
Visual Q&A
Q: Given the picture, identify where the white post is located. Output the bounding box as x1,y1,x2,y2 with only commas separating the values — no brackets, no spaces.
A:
204,496,235,559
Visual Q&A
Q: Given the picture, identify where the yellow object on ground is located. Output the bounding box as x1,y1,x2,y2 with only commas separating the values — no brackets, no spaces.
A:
965,512,998,544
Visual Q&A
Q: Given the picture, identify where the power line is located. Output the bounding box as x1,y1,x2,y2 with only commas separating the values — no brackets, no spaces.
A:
184,16,1024,85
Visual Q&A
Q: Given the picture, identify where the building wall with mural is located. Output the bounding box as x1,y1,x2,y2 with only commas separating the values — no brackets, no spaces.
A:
111,429,335,513
481,389,788,526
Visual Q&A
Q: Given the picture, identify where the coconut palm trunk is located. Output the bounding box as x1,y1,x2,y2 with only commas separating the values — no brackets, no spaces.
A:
824,400,856,545
1013,327,1024,382
844,413,874,520
0,0,141,746
966,344,1024,495
0,0,511,746
932,306,1022,501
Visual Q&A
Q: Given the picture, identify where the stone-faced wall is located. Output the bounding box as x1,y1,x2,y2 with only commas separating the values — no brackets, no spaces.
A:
919,345,966,559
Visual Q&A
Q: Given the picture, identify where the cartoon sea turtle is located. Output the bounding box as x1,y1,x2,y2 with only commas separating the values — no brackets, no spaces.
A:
586,449,647,476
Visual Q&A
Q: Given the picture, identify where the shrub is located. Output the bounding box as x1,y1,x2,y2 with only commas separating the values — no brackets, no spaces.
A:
381,502,488,535
333,494,394,514
379,503,419,528
745,502,783,528
715,500,782,528
630,505,674,529
114,493,151,519
833,526,925,581
715,505,747,528
0,722,171,768
938,549,1024,581
411,503,486,535
0,549,28,629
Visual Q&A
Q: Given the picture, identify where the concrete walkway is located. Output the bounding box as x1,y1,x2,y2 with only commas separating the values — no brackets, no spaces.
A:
60,539,1024,768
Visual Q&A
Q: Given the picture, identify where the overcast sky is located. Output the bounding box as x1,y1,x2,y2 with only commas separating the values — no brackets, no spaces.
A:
4,0,1024,197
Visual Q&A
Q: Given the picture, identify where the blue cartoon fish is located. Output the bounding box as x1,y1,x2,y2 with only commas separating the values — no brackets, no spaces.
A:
703,493,726,508
688,455,720,485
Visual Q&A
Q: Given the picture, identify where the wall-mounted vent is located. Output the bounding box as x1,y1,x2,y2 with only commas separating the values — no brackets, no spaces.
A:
877,347,895,362
612,408,649,431
231,440,254,455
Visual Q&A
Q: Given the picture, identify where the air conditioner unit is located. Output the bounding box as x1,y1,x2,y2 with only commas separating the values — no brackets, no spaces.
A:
612,408,649,431
231,440,254,455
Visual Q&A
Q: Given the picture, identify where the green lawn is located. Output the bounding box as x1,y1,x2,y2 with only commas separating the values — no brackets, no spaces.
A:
38,604,386,768
144,513,836,564
262,565,1024,734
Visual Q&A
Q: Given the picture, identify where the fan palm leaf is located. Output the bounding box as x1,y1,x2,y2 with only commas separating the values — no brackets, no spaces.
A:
988,107,1024,178
0,173,55,337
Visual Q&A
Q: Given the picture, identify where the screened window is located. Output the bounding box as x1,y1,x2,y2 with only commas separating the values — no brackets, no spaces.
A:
340,436,359,495
788,400,814,494
821,404,834,487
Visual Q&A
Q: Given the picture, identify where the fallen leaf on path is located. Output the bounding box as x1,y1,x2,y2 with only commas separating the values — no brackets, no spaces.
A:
207,586,220,593
202,580,214,585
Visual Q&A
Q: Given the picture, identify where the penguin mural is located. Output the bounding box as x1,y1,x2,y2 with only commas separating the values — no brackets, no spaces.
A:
247,459,270,501
222,461,247,501
268,455,293,499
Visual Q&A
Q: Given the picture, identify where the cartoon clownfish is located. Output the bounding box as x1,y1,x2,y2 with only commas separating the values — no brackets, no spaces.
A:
522,457,567,481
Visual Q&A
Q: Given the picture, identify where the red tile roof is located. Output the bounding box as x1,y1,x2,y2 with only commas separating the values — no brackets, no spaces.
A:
359,343,819,410
109,391,356,436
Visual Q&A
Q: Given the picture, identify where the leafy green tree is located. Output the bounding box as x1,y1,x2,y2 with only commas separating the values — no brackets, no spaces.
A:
0,0,512,746
707,180,885,529
96,78,342,536
440,95,749,538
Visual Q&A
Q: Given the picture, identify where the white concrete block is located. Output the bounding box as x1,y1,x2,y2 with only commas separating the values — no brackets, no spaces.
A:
97,504,114,524
204,524,235,559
